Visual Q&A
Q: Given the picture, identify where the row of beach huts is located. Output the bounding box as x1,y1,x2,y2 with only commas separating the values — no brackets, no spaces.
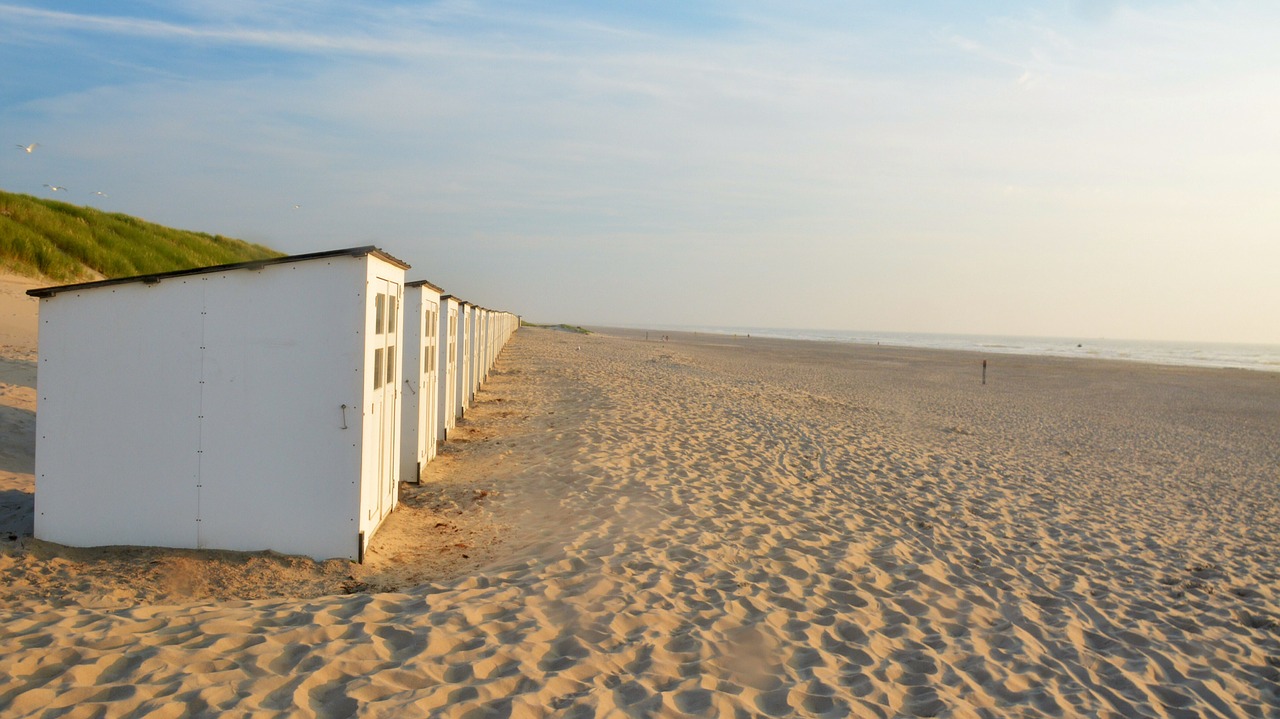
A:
26,246,518,561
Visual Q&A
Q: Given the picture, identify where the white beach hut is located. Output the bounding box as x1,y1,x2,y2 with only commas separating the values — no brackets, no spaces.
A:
468,307,483,405
479,313,489,385
400,279,443,483
488,311,500,378
463,299,478,417
29,246,409,561
437,295,460,441
476,311,485,381
479,308,491,385
490,312,500,376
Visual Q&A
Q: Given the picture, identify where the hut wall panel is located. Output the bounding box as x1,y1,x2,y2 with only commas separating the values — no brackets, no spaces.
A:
35,281,205,549
195,259,365,559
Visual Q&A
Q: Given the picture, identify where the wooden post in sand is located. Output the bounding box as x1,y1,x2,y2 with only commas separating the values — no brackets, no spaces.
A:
982,359,987,385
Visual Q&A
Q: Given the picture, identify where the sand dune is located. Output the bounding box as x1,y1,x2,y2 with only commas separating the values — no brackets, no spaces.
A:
3,322,1279,717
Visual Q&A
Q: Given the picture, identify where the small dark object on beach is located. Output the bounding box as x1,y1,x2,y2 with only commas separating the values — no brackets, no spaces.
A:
341,580,370,594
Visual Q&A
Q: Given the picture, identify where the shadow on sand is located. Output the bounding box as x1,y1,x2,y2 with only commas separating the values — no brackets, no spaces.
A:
0,357,36,390
0,489,33,536
0,404,35,474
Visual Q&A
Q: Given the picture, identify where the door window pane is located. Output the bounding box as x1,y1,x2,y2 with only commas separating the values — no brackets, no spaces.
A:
387,346,396,385
388,296,397,333
375,294,386,335
374,348,384,388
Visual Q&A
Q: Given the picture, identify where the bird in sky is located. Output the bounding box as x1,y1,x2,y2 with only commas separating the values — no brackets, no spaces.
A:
292,204,301,210
16,143,38,154
43,184,67,192
93,191,109,197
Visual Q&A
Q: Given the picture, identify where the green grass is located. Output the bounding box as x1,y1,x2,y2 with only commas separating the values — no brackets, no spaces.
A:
0,189,281,282
521,321,591,335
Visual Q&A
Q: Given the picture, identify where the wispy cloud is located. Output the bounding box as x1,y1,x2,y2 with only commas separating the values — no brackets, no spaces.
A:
1,5,357,49
0,3,553,60
0,2,679,63
1016,69,1045,88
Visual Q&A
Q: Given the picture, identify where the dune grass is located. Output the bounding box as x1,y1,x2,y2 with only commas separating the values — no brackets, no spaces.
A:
0,189,280,282
521,321,591,335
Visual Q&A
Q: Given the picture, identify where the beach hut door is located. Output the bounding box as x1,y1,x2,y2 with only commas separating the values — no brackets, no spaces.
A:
422,304,437,462
373,278,400,524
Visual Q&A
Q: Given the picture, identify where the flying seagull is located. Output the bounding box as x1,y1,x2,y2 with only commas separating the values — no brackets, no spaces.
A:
93,191,109,197
292,204,301,210
16,143,38,154
43,184,67,192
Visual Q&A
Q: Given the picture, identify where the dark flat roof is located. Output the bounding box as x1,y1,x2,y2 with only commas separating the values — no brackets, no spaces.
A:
27,245,411,298
406,279,445,292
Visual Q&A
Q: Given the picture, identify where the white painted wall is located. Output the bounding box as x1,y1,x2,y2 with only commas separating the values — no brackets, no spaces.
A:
357,261,404,549
35,253,403,560
470,309,483,402
488,312,497,377
438,298,458,440
477,312,485,384
400,283,440,482
36,280,205,550
421,293,440,464
455,303,471,418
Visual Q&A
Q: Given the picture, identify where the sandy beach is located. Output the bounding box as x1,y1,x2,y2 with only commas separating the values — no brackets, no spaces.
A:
2,303,1279,716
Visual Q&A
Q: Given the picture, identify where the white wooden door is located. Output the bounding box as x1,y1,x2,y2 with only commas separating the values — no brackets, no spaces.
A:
421,301,438,464
372,278,400,524
445,309,457,430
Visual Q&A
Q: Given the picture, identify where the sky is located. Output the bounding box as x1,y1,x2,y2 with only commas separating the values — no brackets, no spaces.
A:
1,1,1277,344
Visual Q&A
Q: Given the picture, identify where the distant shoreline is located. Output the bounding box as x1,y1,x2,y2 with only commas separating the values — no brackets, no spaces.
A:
590,325,1280,374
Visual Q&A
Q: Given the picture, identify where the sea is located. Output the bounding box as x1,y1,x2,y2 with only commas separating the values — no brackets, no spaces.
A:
624,326,1280,373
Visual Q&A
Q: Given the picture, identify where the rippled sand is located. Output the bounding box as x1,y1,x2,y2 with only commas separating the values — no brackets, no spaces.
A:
3,323,1279,717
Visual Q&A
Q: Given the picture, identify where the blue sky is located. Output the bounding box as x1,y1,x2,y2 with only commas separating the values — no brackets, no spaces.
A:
2,1,1278,343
